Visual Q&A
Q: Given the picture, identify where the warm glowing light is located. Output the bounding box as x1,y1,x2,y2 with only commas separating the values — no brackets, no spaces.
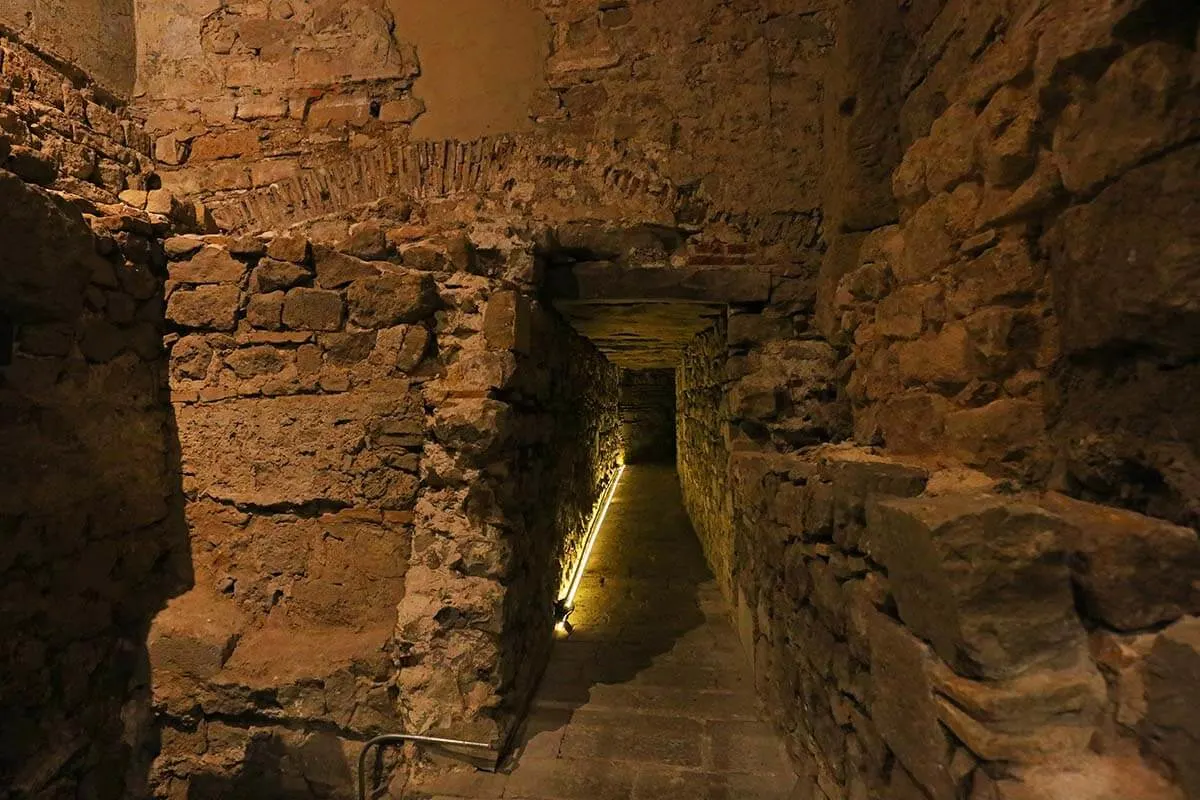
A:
557,464,625,621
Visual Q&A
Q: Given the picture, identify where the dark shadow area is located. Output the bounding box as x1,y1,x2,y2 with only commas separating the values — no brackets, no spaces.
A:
185,731,356,800
0,173,192,798
619,368,677,465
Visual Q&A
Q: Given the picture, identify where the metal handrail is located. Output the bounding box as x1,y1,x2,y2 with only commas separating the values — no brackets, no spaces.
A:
357,733,498,800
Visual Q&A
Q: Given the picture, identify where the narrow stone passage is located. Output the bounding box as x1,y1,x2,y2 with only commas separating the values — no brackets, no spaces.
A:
407,465,795,799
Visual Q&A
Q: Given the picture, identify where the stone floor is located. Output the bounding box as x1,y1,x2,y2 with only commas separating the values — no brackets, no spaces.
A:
399,464,797,799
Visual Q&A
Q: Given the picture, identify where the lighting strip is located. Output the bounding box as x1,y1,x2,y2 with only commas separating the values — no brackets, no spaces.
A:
558,464,625,622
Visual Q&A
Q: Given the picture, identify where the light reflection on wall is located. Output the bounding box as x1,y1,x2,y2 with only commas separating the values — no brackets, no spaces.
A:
556,463,625,631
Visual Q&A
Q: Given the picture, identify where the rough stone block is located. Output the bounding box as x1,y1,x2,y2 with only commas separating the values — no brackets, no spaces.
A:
314,246,381,289
164,236,205,260
148,590,245,681
875,283,942,340
869,492,1084,678
929,651,1104,763
991,753,1187,800
868,612,957,799
169,246,247,284
166,285,241,331
267,235,311,264
252,259,311,293
1040,493,1200,631
175,385,419,509
283,288,344,332
483,292,530,354
1053,42,1200,197
896,322,974,386
1047,144,1200,359
1143,616,1200,797
944,398,1046,472
346,271,437,328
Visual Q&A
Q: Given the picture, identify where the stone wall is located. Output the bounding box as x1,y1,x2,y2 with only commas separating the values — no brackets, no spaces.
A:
818,0,1200,521
0,31,154,199
0,36,184,798
148,228,431,797
619,368,674,464
0,0,136,97
144,213,622,797
128,0,831,253
729,444,1200,798
488,303,622,738
677,320,732,595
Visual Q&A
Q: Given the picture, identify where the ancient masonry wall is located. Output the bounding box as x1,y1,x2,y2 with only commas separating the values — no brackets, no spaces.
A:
130,0,831,254
730,3,1200,797
0,34,184,800
676,321,732,596
731,444,1200,799
0,0,136,98
147,215,621,797
619,368,675,464
819,0,1200,525
491,303,622,733
0,30,153,200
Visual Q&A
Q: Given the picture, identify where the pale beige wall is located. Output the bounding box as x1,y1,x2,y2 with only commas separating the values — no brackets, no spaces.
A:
0,0,136,96
392,0,549,140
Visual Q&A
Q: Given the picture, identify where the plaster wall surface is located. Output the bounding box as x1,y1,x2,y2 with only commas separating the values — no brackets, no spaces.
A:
0,0,135,96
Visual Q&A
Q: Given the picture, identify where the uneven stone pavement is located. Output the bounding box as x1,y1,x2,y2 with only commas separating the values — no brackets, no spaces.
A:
402,464,797,799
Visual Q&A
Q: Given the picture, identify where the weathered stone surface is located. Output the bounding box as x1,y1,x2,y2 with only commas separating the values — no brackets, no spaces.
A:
1040,493,1200,631
346,270,437,328
870,492,1083,678
166,285,241,331
869,612,957,799
149,590,245,681
252,258,311,292
0,172,93,322
6,144,57,185
1049,144,1200,359
1052,42,1200,197
267,235,311,264
930,652,1104,763
164,236,205,259
313,246,381,289
483,290,531,354
989,754,1186,800
1143,616,1200,797
175,385,420,509
169,246,247,284
283,287,343,331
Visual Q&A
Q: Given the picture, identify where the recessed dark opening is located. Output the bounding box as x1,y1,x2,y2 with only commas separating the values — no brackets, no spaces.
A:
0,314,13,366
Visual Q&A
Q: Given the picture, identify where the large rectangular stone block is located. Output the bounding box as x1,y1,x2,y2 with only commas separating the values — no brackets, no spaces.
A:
869,492,1084,679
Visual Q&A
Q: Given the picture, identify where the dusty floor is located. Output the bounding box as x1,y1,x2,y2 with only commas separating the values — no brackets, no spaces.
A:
402,464,796,799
